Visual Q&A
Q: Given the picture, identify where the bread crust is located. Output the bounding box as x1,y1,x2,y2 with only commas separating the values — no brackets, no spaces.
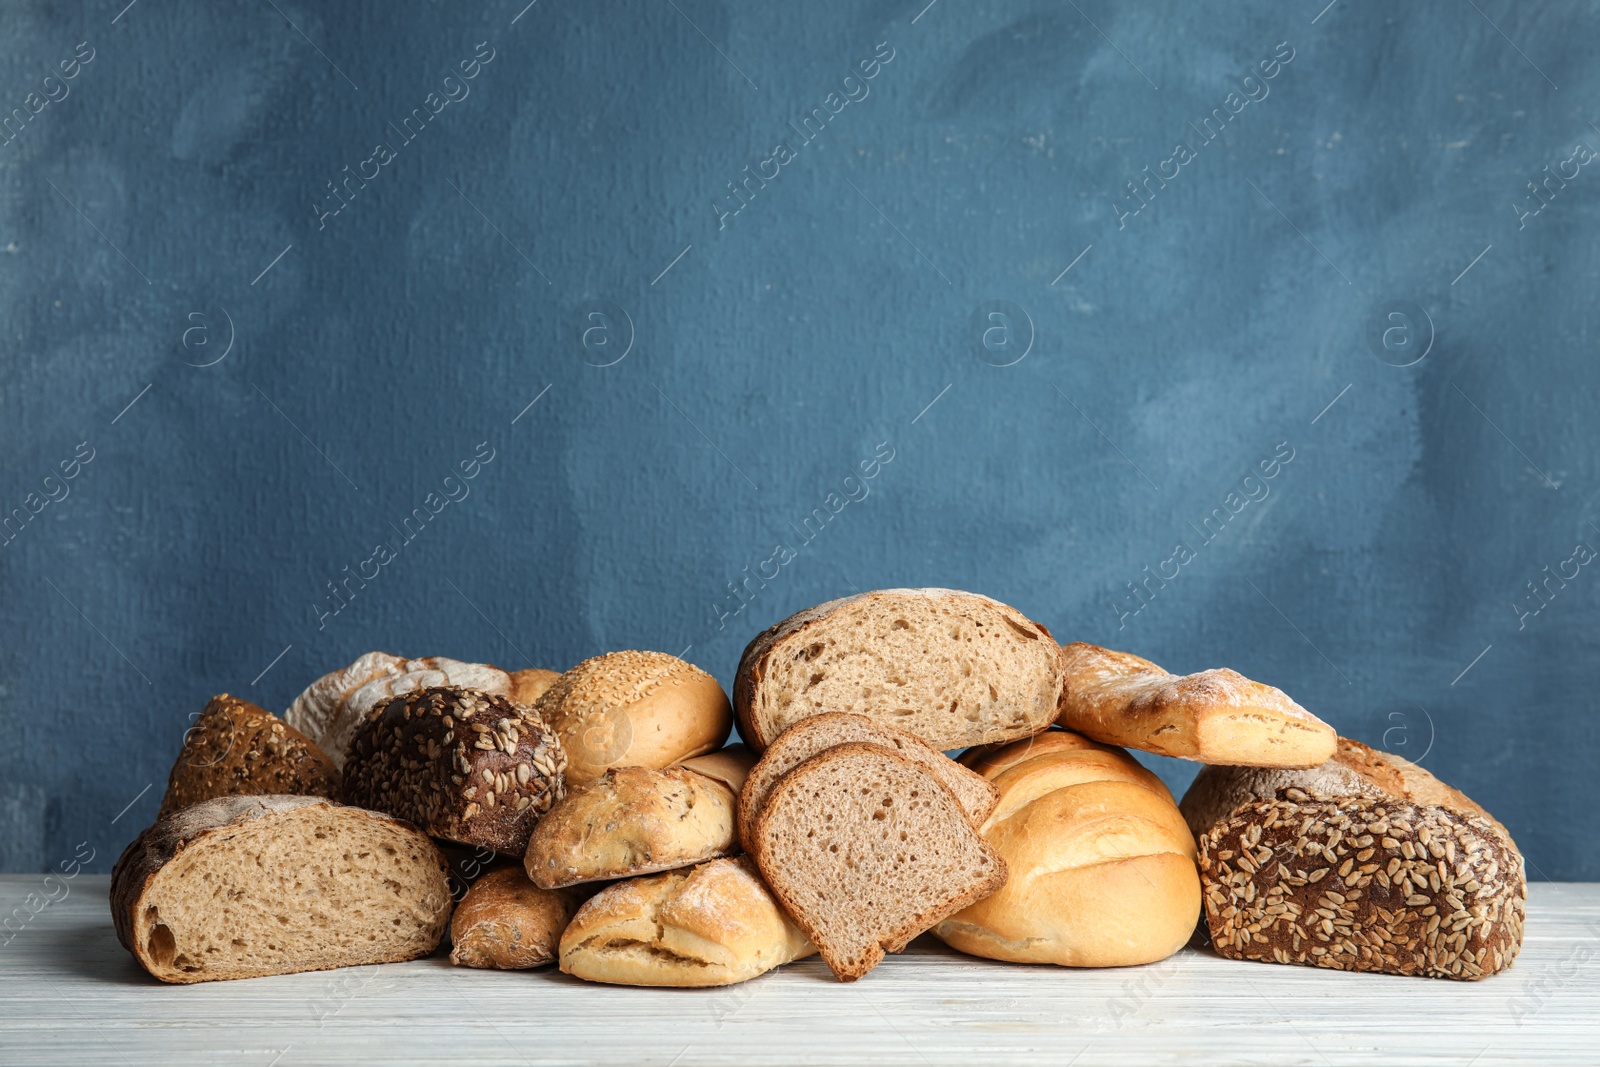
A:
159,694,339,818
341,687,566,853
524,765,739,889
734,588,1065,752
1055,642,1336,767
450,867,576,969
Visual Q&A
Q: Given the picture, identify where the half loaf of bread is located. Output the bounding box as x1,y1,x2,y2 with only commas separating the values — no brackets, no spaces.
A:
159,694,339,818
110,795,450,983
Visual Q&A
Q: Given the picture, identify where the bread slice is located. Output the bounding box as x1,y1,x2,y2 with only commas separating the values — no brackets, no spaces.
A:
159,694,339,818
752,743,1007,981
1056,642,1336,767
110,796,451,983
737,713,999,852
734,589,1065,752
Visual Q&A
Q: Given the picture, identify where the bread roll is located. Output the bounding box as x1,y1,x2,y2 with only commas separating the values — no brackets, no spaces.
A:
531,651,731,787
525,765,740,889
285,652,516,768
559,857,814,986
509,668,560,706
450,867,577,969
341,687,565,853
677,743,756,794
1055,642,1336,767
934,729,1200,967
1182,738,1526,979
735,589,1064,752
159,695,339,818
111,796,450,983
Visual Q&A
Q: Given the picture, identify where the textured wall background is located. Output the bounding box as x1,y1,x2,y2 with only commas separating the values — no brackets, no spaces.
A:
1,1,1595,878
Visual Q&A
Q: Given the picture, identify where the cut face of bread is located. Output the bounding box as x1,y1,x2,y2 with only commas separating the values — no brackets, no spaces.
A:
737,713,999,853
111,796,450,983
735,589,1065,752
752,743,1007,981
1056,643,1336,767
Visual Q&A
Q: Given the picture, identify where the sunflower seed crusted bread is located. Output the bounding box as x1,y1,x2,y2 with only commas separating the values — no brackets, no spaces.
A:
734,589,1065,753
159,694,340,818
341,686,566,853
111,795,451,983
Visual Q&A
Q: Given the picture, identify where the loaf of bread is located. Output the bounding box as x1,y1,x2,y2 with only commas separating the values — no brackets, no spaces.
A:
734,589,1064,752
509,668,560,706
525,764,741,889
1056,642,1336,767
933,729,1199,967
753,742,1008,981
110,795,450,983
450,867,577,969
159,694,339,818
531,650,731,786
559,857,814,986
341,687,566,853
285,652,519,768
1182,738,1526,979
677,743,756,794
737,713,998,854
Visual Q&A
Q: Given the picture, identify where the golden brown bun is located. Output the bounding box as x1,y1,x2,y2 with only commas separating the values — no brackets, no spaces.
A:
676,744,756,794
524,765,739,889
160,695,339,818
558,857,814,986
508,668,560,706
449,867,577,969
934,729,1200,967
532,651,732,787
1055,643,1336,767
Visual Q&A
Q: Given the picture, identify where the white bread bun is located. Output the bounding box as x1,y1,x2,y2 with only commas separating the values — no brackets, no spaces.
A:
934,729,1200,967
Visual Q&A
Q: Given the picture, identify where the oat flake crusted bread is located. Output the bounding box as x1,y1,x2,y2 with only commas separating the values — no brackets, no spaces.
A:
159,694,339,818
111,796,451,983
1182,738,1526,979
734,589,1065,753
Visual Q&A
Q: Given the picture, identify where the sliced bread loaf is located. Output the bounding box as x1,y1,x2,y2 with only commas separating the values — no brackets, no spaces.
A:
737,713,998,853
110,795,451,983
734,589,1064,752
752,742,1008,981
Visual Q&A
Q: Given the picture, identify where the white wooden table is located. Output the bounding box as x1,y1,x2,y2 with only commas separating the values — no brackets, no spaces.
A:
1,877,1594,1066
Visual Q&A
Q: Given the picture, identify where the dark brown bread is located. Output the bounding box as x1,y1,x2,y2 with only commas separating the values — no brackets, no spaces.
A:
450,867,577,969
341,687,566,853
159,694,339,818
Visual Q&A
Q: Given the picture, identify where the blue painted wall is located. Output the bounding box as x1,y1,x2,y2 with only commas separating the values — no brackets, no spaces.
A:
2,1,1595,878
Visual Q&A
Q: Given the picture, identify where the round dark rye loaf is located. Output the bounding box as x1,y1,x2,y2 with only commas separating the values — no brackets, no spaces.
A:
159,694,339,818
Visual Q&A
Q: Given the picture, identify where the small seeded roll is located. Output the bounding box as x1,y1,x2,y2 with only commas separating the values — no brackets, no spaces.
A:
532,651,732,787
159,694,339,818
342,687,566,854
526,765,740,889
450,867,578,969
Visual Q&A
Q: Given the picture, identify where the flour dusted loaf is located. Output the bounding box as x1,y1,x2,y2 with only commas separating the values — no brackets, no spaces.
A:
737,713,998,854
1056,642,1336,767
559,857,814,987
933,730,1199,967
1182,738,1526,979
525,762,743,889
531,650,731,787
286,652,521,768
753,742,1007,981
735,589,1065,752
111,795,450,983
450,867,577,969
341,687,566,853
159,694,339,818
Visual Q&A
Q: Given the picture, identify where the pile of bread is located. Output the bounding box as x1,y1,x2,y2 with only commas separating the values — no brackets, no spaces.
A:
111,588,1526,986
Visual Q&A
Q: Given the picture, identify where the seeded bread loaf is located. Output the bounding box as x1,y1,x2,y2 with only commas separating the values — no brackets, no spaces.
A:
525,764,741,889
159,694,339,818
734,589,1065,753
737,713,999,853
450,867,578,969
1056,642,1336,767
110,795,450,983
531,650,732,787
341,687,566,853
559,857,815,987
933,729,1200,967
286,652,519,768
753,742,1008,981
1182,738,1526,979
